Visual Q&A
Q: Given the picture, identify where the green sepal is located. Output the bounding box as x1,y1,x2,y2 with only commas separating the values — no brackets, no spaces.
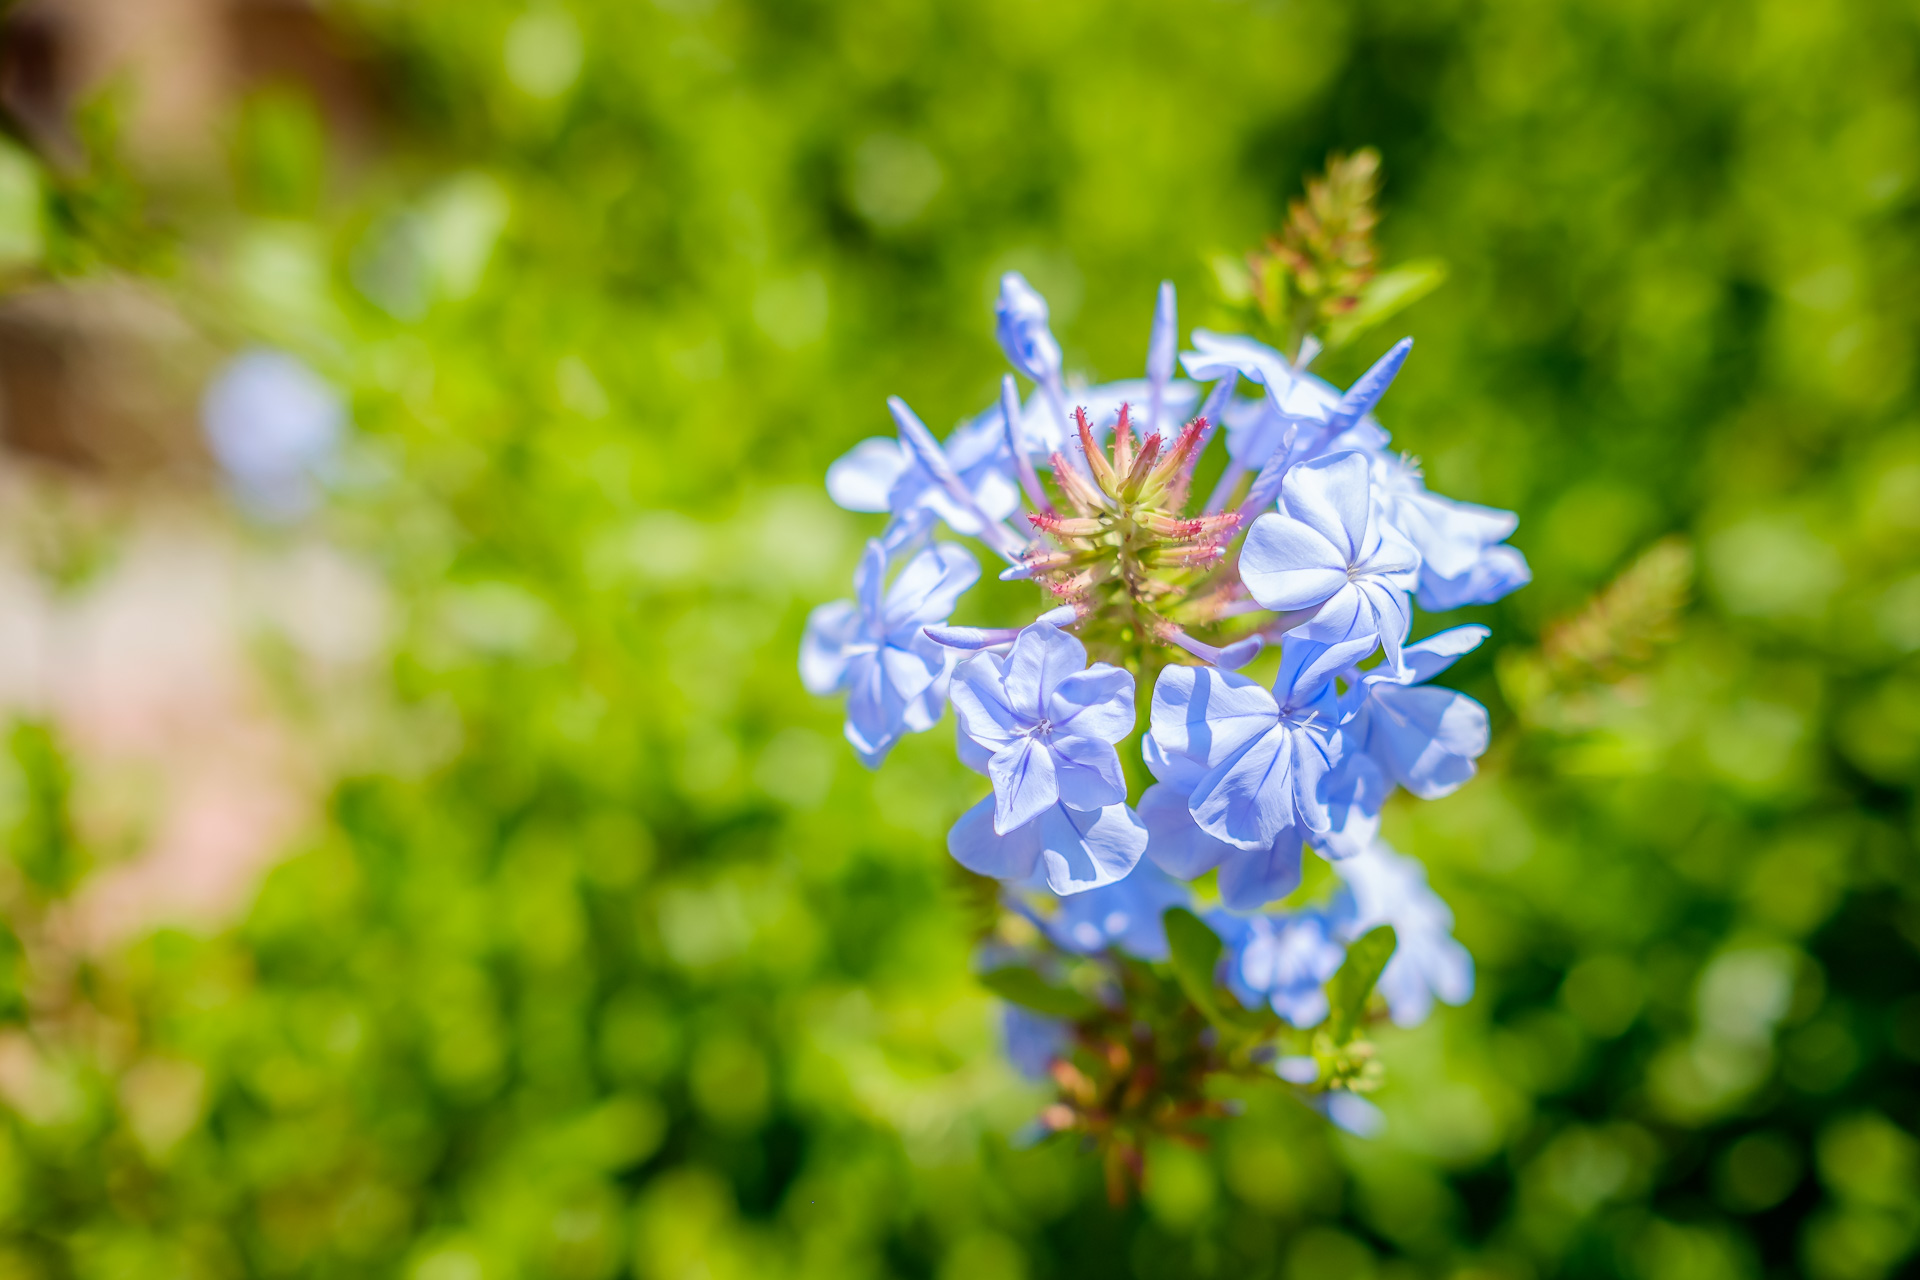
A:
1324,259,1447,349
1326,924,1397,1044
977,966,1099,1021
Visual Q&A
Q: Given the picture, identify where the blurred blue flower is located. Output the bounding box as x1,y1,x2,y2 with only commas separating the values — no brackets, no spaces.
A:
950,622,1135,832
801,534,979,768
1001,1005,1070,1081
1240,451,1420,672
1024,859,1192,961
1342,624,1492,800
201,347,347,521
825,404,1023,540
995,270,1064,387
1212,904,1350,1026
1312,1090,1386,1138
1332,841,1474,1027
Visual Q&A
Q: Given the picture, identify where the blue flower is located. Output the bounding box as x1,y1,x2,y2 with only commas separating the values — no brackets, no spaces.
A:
1211,905,1350,1027
1137,736,1305,911
800,534,979,768
1331,841,1474,1027
1311,1091,1386,1138
201,347,347,521
1372,453,1531,611
1342,624,1492,800
995,271,1064,387
950,623,1136,831
824,399,1023,544
1021,859,1192,961
1239,451,1420,671
1417,543,1533,612
1146,638,1345,855
1001,1005,1071,1081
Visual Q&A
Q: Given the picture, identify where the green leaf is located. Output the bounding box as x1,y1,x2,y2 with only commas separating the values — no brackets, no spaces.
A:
0,140,43,271
978,966,1097,1021
1326,925,1397,1044
1324,259,1448,348
1164,907,1229,1023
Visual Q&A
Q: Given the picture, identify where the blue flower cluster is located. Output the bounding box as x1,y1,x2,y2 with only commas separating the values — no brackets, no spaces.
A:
803,272,1524,1067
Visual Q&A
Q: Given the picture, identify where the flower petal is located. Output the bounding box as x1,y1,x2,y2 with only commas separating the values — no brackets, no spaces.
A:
1033,801,1148,895
1239,512,1349,611
1279,451,1373,564
1049,664,1136,742
881,543,980,638
989,736,1059,833
1190,725,1298,850
1368,684,1488,798
948,652,1023,748
1418,543,1531,611
1216,832,1304,910
1050,734,1127,811
947,794,1042,881
1002,623,1089,721
1149,664,1280,770
1139,783,1235,879
799,599,860,696
826,437,909,513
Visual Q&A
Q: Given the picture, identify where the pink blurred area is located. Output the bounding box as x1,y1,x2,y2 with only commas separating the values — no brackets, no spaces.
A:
0,0,396,960
0,484,386,949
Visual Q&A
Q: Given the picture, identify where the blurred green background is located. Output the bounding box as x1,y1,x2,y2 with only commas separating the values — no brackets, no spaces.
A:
0,0,1916,1277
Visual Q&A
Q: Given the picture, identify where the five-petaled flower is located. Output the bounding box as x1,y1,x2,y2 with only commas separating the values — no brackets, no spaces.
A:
800,534,978,768
1240,450,1421,672
946,623,1148,894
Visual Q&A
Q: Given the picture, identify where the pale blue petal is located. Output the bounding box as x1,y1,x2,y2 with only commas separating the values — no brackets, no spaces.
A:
949,652,1024,748
1396,625,1490,684
1001,622,1089,721
1050,734,1128,811
1049,664,1136,741
1139,783,1234,879
1033,801,1148,895
1179,330,1292,387
878,641,939,705
1368,684,1488,799
826,437,908,513
1239,513,1349,611
881,543,980,639
1279,451,1373,563
995,272,1063,383
1316,749,1388,859
1141,732,1207,792
799,600,860,696
989,737,1059,833
1418,543,1532,611
1217,832,1304,910
948,794,1042,881
1148,664,1279,769
1290,581,1368,647
955,720,994,776
1191,726,1298,850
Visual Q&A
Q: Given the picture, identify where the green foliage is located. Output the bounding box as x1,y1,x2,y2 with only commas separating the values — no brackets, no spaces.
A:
979,965,1099,1021
4,721,82,901
1324,925,1395,1048
1163,907,1232,1027
0,0,1918,1277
